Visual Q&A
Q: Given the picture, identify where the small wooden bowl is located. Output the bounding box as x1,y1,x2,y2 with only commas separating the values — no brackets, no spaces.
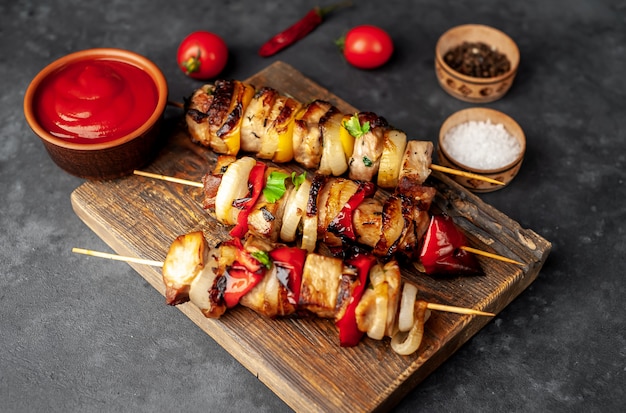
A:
435,24,520,103
437,107,526,192
23,48,168,180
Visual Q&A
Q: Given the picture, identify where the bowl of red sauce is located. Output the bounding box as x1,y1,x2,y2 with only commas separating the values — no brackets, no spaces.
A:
24,48,168,180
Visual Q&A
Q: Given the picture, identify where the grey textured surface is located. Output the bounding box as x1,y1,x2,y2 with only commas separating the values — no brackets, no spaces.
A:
1,0,625,411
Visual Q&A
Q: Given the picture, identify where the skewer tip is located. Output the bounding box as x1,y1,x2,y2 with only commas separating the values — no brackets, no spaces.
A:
460,246,524,266
72,247,164,267
431,164,505,186
426,302,495,317
133,170,204,188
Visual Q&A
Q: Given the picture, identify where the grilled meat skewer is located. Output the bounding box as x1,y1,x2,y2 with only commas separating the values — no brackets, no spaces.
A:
162,231,432,355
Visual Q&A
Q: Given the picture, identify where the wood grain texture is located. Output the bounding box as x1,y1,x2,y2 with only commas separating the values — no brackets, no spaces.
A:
71,61,551,412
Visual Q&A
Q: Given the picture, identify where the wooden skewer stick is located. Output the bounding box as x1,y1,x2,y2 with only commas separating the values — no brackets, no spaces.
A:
72,248,164,267
72,248,493,317
134,167,503,189
133,170,521,266
425,303,494,317
167,100,185,109
460,246,524,266
430,164,505,186
133,170,204,188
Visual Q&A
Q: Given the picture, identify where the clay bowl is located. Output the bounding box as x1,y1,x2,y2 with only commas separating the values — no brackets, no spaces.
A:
435,24,520,103
437,107,526,193
23,48,168,180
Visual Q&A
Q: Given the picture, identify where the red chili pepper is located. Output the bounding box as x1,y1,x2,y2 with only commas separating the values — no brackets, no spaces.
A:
258,1,352,57
327,181,376,241
419,215,483,276
230,163,267,238
269,246,307,305
336,252,376,347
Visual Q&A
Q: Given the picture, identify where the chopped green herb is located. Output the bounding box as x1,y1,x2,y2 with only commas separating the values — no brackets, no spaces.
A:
291,172,306,191
263,171,290,203
363,156,373,167
263,171,308,202
251,251,272,269
343,114,370,138
262,170,308,202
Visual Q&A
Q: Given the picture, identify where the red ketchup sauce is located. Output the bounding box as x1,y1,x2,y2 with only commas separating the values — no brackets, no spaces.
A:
35,59,158,144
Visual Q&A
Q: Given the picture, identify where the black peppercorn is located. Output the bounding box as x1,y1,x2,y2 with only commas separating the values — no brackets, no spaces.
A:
444,41,511,78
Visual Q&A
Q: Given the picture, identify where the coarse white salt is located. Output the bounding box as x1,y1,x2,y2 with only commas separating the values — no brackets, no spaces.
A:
443,119,521,170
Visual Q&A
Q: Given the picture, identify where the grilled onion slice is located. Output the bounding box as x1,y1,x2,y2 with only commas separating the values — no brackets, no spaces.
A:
382,260,402,337
397,282,418,332
318,107,349,176
162,231,207,306
391,301,430,355
355,263,388,340
280,178,312,242
188,247,225,318
214,156,257,225
377,129,408,189
300,214,318,253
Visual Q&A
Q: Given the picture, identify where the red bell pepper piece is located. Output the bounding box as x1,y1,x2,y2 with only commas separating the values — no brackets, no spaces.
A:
223,264,264,308
222,238,267,308
269,246,307,305
335,252,376,347
419,215,482,276
222,238,267,273
328,181,376,241
230,163,267,238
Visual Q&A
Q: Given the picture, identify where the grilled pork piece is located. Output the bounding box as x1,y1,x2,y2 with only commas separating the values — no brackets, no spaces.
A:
292,100,333,169
185,84,215,148
241,87,278,153
185,80,255,155
347,112,389,182
399,140,434,186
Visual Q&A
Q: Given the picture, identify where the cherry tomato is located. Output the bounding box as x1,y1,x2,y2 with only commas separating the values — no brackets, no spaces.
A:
177,31,228,79
340,25,394,69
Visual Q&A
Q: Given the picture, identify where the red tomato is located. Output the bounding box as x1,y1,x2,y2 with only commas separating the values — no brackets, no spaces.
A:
177,31,228,79
340,25,394,69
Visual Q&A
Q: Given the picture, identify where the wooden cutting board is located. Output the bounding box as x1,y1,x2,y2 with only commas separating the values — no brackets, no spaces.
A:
71,61,551,412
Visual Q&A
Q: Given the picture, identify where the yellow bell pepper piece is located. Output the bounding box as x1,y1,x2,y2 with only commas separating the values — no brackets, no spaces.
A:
214,81,255,155
339,114,355,161
272,97,302,163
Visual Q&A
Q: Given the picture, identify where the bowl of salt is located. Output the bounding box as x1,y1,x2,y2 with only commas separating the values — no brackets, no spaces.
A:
437,107,525,192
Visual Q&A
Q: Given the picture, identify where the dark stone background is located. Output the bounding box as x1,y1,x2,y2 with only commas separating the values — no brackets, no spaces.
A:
1,0,624,411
